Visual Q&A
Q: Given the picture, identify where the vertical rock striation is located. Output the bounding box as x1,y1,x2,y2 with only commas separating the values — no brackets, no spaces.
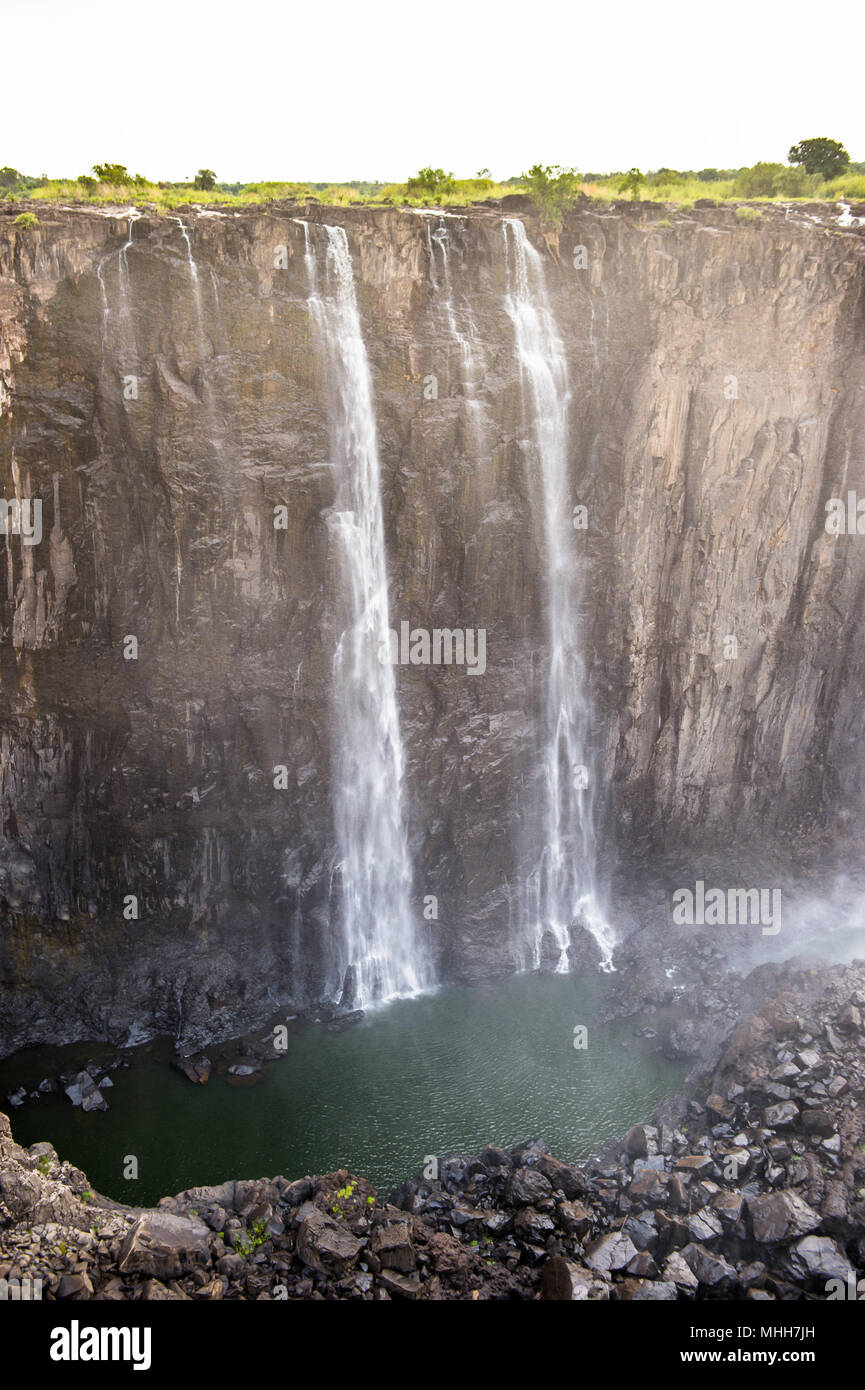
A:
0,200,863,1050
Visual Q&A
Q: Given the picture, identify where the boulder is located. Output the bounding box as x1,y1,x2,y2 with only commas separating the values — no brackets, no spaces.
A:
507,1166,554,1206
681,1243,737,1288
585,1230,638,1273
788,1236,854,1284
368,1221,415,1273
541,1256,610,1301
296,1208,362,1276
747,1190,821,1243
118,1212,210,1280
763,1101,799,1129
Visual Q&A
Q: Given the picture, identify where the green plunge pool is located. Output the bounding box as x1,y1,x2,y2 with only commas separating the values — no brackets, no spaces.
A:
0,972,685,1206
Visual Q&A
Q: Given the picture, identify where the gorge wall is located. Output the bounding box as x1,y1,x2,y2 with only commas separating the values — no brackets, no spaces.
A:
0,198,864,1052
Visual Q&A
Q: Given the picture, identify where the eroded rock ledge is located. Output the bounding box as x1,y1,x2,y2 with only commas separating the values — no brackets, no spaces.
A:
1,959,863,1300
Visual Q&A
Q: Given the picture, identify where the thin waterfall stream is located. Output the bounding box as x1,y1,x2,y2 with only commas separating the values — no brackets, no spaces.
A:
303,222,433,1008
504,218,616,973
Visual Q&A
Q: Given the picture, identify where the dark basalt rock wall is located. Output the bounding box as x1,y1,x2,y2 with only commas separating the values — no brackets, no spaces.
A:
0,201,863,1051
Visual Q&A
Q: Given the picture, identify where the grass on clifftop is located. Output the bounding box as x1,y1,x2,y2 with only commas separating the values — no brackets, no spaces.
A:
7,169,865,214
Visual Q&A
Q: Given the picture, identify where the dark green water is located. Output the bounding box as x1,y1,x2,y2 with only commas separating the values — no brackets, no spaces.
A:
1,973,684,1205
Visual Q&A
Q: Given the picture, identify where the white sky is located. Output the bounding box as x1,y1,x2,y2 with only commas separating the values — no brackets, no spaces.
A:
3,0,861,182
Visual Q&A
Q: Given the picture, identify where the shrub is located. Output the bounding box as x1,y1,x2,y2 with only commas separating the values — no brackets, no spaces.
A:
14,212,38,228
618,168,645,200
521,164,581,223
736,206,762,221
734,162,785,198
406,167,455,199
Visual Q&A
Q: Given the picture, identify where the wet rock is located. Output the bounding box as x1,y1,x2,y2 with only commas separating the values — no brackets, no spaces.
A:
174,1056,212,1085
63,1071,108,1112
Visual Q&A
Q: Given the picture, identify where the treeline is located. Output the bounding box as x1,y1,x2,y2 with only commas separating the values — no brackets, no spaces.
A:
2,139,863,212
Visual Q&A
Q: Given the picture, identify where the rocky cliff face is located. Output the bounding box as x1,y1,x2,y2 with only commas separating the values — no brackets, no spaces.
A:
0,199,864,1051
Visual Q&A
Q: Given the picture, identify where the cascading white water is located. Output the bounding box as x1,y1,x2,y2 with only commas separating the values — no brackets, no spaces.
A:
304,222,432,1007
503,217,616,973
95,210,140,366
174,216,221,452
426,218,487,438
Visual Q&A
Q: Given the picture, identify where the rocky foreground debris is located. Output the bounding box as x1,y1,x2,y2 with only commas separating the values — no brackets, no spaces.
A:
1,960,864,1300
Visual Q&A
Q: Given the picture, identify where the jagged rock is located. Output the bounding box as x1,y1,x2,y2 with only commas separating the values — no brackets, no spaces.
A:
788,1236,854,1283
763,1101,800,1129
513,1207,556,1241
534,1155,585,1198
377,1269,421,1299
664,1251,699,1293
118,1212,210,1280
552,1199,589,1238
706,1094,735,1122
541,1256,610,1301
296,1209,362,1275
63,1072,107,1112
685,1208,724,1242
613,1278,678,1300
747,1190,821,1242
585,1231,638,1273
368,1221,415,1273
681,1243,737,1288
507,1167,553,1206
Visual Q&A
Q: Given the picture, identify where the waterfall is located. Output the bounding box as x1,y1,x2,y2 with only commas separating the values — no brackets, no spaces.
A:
426,218,487,437
95,211,140,367
173,216,221,452
304,222,432,1007
503,217,616,973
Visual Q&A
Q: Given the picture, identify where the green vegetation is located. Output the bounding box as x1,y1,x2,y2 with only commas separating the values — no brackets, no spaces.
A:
235,1218,269,1258
618,167,645,200
13,211,38,228
2,138,862,214
406,167,456,198
736,206,763,221
521,164,581,222
788,137,849,180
